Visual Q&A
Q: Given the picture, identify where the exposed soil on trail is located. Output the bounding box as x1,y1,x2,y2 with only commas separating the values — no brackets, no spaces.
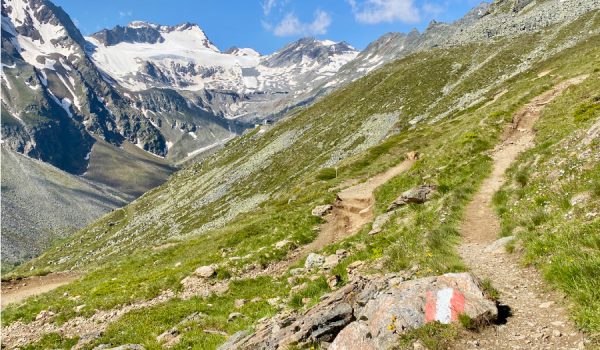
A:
1,273,79,308
309,156,416,251
264,156,416,275
456,76,590,350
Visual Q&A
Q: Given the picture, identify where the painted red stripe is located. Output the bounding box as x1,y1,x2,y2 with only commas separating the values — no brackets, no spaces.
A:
450,289,466,321
425,290,436,323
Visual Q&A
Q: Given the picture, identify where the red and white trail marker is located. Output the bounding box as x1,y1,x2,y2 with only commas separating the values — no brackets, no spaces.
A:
425,288,466,324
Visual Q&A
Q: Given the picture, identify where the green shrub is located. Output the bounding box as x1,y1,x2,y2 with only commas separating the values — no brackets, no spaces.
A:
315,167,337,180
573,100,600,122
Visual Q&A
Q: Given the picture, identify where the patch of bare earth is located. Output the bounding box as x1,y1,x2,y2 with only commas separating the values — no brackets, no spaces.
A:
1,273,79,308
455,76,590,350
265,156,416,275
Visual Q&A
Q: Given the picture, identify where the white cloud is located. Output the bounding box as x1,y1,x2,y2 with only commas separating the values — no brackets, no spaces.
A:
272,10,332,37
423,2,445,16
348,0,421,24
262,0,277,15
119,10,133,18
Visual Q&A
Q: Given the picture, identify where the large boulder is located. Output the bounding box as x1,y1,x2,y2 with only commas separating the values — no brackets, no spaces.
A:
219,273,497,349
330,273,497,350
387,185,437,211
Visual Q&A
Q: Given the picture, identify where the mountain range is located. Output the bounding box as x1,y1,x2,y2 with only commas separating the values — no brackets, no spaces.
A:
1,0,598,270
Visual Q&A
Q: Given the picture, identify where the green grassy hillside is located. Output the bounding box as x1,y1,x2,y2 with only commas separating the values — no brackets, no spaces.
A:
3,10,599,349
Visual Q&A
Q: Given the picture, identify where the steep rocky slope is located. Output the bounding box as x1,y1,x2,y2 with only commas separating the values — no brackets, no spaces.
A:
0,146,131,272
2,1,598,349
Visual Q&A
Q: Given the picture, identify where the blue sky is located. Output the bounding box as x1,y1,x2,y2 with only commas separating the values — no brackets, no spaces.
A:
53,0,483,54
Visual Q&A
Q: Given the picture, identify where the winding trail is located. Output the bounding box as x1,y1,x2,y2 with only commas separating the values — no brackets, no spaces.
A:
456,76,589,349
265,155,416,275
309,155,416,250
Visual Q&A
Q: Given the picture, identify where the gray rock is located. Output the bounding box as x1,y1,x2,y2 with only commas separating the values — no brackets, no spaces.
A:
368,212,394,235
217,330,251,350
305,253,326,269
387,185,437,211
228,312,245,322
156,328,179,347
323,254,340,269
234,299,248,309
312,204,333,217
289,267,305,275
274,239,292,249
194,265,216,278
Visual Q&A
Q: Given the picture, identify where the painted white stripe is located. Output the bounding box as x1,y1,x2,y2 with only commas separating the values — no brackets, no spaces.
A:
435,288,454,324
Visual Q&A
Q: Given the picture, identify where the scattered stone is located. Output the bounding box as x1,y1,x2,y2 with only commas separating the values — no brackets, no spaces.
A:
204,329,229,336
327,275,340,290
347,261,365,277
267,297,281,306
74,304,86,313
368,212,393,235
570,192,591,206
174,262,182,267
413,340,427,350
291,282,308,293
305,253,325,269
289,268,305,276
35,310,55,321
539,301,555,308
274,239,292,249
156,328,179,347
251,297,263,303
302,297,312,305
234,299,248,309
387,185,437,211
335,249,349,258
484,236,515,253
553,329,562,337
312,204,333,217
323,254,340,269
406,151,420,160
194,265,216,278
228,312,244,322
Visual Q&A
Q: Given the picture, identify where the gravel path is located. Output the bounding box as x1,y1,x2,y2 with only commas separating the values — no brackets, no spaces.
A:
456,76,589,350
1,273,79,308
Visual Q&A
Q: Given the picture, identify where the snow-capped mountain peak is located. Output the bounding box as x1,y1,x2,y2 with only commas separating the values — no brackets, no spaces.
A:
225,46,261,57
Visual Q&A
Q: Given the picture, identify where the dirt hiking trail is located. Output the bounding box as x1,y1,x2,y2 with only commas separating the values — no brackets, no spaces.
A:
309,155,416,251
1,273,79,309
265,156,416,275
456,76,589,349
